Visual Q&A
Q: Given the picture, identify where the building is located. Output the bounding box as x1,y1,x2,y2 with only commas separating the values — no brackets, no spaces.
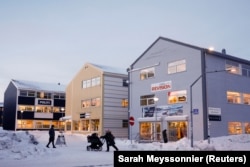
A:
3,79,66,131
128,36,250,143
66,63,128,137
0,102,3,127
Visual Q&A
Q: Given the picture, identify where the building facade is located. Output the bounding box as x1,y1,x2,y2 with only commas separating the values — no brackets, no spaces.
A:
0,102,3,127
3,79,66,131
66,63,128,138
128,37,250,142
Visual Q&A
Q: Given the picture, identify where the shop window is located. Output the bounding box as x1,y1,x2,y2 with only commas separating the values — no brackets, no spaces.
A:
245,123,250,134
228,122,242,134
140,68,155,80
140,122,152,140
82,120,90,131
168,60,186,74
91,119,99,131
168,90,187,104
227,91,241,104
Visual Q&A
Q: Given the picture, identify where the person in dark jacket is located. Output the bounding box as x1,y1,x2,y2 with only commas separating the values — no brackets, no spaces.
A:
46,125,56,148
101,130,118,152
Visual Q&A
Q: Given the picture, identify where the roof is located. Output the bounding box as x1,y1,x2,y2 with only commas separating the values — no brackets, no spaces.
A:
130,36,250,68
11,79,66,93
89,63,127,75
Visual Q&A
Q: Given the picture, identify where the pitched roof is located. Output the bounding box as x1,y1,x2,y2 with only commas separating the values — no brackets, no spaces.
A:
11,79,66,93
89,63,127,75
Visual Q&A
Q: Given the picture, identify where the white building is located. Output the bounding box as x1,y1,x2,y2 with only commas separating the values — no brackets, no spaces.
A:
128,37,250,143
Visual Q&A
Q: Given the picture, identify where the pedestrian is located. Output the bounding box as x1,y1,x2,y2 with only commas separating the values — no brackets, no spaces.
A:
101,130,118,152
46,125,56,148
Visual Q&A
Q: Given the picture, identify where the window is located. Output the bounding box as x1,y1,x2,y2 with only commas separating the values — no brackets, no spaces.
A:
243,93,250,105
140,94,156,106
54,93,65,99
82,98,101,108
20,90,35,97
82,80,87,88
140,68,155,80
226,60,240,75
168,90,187,104
227,91,241,104
168,60,186,74
82,77,101,89
121,99,128,107
242,64,250,77
245,123,250,134
228,122,242,135
123,120,128,128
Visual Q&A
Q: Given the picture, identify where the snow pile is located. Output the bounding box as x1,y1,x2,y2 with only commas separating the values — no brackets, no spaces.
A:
0,127,50,160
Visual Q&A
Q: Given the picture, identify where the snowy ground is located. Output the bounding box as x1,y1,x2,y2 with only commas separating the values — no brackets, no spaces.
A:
1,127,250,167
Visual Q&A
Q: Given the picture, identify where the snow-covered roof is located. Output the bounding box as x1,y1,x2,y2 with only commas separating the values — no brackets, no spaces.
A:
90,63,127,75
11,79,66,93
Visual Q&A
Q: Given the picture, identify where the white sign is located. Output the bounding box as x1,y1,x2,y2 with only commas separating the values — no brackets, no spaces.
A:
151,81,172,92
34,112,53,119
208,107,221,115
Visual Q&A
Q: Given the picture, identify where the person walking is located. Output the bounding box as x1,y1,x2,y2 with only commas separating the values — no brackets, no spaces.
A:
46,125,56,148
101,130,118,152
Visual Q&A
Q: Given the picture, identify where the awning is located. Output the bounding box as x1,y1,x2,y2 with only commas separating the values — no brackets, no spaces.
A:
59,116,72,121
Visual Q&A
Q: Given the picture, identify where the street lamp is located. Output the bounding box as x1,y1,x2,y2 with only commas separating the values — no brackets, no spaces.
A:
21,110,23,129
153,97,159,141
190,69,230,147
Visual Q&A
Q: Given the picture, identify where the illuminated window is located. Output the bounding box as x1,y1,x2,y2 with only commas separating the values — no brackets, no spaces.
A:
121,99,128,107
243,94,250,105
168,60,186,74
228,122,242,134
227,91,241,104
140,68,155,80
168,90,187,104
245,123,250,134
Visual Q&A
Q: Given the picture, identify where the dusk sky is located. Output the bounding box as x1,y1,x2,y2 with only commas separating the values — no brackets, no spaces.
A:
1,0,250,101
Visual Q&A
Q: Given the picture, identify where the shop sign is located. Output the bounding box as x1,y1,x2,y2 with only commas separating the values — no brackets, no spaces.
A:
37,99,52,106
208,107,221,115
151,81,172,92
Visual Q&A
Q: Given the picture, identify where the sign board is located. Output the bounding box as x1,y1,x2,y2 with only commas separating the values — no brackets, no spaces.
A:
193,109,199,115
208,107,221,115
209,115,221,121
129,116,134,126
151,81,172,92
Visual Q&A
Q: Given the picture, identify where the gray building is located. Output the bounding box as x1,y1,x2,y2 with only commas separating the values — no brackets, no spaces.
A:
3,79,66,131
128,37,250,143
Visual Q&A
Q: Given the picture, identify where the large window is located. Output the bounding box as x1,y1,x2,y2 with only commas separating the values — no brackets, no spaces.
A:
227,91,241,104
82,77,101,88
168,90,187,104
140,94,156,106
20,90,35,97
82,97,101,108
228,122,242,135
140,68,155,80
168,60,186,74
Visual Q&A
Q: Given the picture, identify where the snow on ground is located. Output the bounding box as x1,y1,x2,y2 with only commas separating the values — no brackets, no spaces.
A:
0,127,250,167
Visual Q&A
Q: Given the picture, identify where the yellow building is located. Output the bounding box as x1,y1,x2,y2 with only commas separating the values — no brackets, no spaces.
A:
65,63,128,137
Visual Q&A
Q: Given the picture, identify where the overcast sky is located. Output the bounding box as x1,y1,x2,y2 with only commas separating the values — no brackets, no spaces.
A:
1,0,250,102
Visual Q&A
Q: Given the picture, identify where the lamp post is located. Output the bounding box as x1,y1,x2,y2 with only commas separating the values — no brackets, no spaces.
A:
21,110,23,129
153,97,159,141
190,69,229,147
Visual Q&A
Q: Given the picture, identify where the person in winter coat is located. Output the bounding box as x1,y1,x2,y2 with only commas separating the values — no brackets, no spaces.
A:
101,130,118,152
46,125,56,148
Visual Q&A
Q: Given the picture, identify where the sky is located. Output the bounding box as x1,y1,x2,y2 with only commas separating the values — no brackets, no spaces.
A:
1,0,250,102
1,128,250,167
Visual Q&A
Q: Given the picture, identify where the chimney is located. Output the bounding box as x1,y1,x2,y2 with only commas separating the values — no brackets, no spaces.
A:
222,49,226,54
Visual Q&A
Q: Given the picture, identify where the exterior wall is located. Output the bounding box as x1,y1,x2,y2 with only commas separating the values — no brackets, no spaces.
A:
103,75,128,137
129,38,205,141
205,53,250,137
0,103,3,126
66,63,128,138
3,82,17,130
3,81,65,131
